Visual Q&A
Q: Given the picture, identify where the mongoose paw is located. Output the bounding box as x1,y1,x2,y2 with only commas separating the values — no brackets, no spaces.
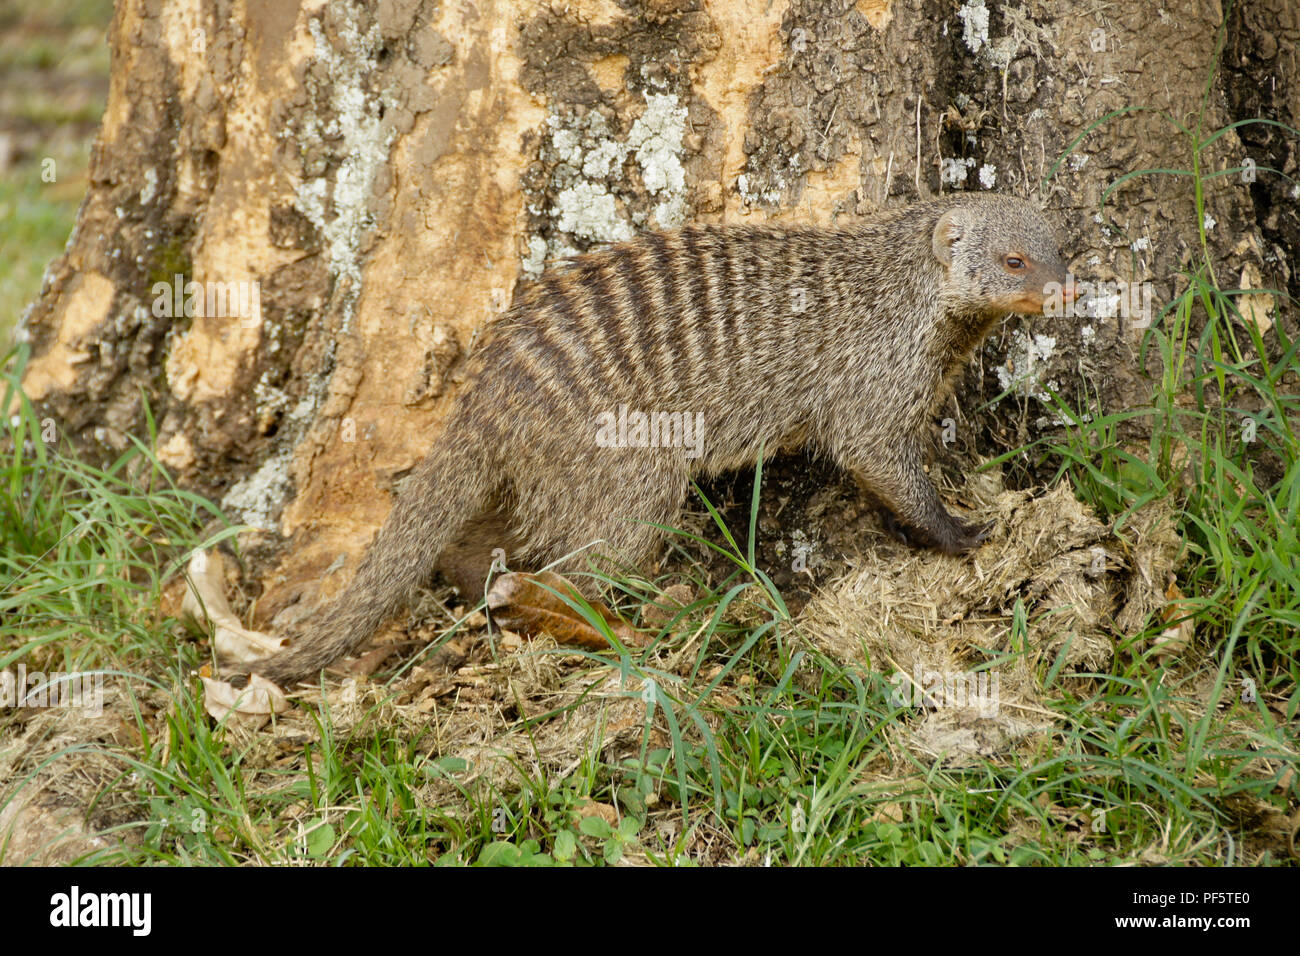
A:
877,507,989,556
876,508,915,547
946,518,993,555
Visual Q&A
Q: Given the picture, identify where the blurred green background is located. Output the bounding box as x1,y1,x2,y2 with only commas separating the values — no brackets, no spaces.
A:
0,0,112,343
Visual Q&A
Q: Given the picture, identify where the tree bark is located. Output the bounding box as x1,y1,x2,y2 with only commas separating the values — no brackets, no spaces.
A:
18,0,1295,622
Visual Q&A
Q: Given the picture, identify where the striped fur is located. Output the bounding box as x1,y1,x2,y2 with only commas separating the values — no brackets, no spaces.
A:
241,194,1069,686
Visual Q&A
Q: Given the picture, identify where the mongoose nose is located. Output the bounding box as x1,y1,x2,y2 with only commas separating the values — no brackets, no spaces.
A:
1060,278,1077,303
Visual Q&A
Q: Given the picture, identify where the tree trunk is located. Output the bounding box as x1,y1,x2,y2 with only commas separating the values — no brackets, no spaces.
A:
18,0,1295,622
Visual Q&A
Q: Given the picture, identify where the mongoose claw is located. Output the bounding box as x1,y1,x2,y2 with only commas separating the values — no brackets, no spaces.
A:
876,505,990,556
951,518,993,553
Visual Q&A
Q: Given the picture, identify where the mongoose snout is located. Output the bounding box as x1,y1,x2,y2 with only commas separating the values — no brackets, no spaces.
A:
238,193,1073,687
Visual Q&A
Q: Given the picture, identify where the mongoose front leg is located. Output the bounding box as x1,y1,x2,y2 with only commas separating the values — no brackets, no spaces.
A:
850,448,988,556
876,504,991,555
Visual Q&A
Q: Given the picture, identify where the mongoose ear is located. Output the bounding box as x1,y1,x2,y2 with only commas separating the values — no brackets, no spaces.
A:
931,209,966,267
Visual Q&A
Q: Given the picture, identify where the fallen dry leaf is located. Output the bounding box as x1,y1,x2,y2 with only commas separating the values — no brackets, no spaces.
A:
576,800,620,825
1277,767,1295,794
182,549,287,662
640,583,695,629
344,643,400,676
486,571,642,649
1149,576,1194,659
200,673,289,726
870,803,906,824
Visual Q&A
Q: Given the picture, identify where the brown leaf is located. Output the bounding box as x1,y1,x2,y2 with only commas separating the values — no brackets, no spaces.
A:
486,571,643,649
870,803,906,824
1150,576,1193,659
428,637,471,670
343,643,399,676
182,549,287,662
200,673,289,727
640,583,695,629
576,800,620,825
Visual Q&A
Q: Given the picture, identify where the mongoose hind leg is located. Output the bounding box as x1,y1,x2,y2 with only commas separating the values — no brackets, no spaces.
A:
508,451,690,583
435,504,526,599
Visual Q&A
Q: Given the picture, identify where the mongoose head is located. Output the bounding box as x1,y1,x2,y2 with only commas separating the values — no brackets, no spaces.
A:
932,197,1073,316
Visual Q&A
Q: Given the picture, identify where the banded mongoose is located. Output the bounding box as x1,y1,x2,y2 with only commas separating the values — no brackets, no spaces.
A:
240,193,1072,686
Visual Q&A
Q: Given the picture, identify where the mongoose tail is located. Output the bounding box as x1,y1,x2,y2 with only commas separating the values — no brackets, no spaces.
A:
240,398,499,687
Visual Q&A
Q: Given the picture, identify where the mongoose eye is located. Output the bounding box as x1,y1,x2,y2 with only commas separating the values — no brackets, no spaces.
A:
1004,256,1026,270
